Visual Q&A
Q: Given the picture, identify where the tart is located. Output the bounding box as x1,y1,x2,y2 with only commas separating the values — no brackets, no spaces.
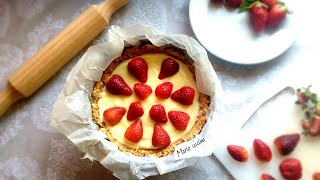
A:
91,44,210,157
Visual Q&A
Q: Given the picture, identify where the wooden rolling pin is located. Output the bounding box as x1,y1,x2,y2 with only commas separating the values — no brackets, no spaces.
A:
0,0,128,117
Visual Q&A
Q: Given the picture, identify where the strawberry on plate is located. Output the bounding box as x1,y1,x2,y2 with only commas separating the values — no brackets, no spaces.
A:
103,107,126,126
260,173,276,180
134,83,152,100
279,158,302,180
155,82,173,99
249,2,268,33
125,119,143,143
127,102,144,121
149,104,168,123
158,58,179,80
274,133,300,155
106,75,133,96
225,0,243,8
168,111,190,131
128,57,148,83
253,139,272,162
267,2,290,29
152,123,171,148
227,145,249,162
261,0,278,10
171,86,195,105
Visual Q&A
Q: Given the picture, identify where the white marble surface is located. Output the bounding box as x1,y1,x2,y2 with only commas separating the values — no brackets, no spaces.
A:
0,0,319,179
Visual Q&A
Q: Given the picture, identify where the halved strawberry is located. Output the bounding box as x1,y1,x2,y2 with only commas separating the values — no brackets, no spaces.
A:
127,102,144,121
227,145,249,162
261,173,276,180
313,172,320,180
155,82,173,99
171,86,195,105
134,83,152,100
309,117,320,136
152,123,171,148
106,75,133,96
103,107,126,126
128,57,148,83
274,133,300,155
149,104,168,123
279,158,302,180
168,111,190,131
253,139,272,162
158,58,179,79
250,2,268,33
124,119,143,143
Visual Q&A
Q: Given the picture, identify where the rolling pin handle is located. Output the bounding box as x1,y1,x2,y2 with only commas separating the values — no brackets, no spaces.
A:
0,83,23,118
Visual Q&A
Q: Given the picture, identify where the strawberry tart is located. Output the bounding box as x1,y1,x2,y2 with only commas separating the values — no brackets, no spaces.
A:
91,44,210,157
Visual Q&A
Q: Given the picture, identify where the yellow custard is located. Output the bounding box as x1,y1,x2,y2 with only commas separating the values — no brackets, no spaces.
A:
98,53,200,149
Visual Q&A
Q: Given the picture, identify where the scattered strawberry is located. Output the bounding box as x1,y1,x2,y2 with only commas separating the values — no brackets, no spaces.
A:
155,82,173,99
253,139,272,162
261,173,276,180
168,111,190,131
158,58,179,79
171,86,195,105
152,123,171,148
124,119,143,143
313,172,320,180
225,0,243,8
301,119,310,131
134,83,152,100
267,2,289,29
106,75,133,96
274,133,300,155
127,102,144,121
261,0,278,9
149,104,168,123
309,117,320,136
279,158,302,180
227,145,249,162
249,2,268,33
128,57,148,83
103,107,126,126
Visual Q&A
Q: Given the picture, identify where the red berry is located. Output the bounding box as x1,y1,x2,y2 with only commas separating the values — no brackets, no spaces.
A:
250,2,268,33
227,145,249,162
168,111,190,131
309,117,320,136
171,86,195,105
261,173,276,180
152,123,171,148
106,75,133,96
225,0,243,8
279,158,302,180
158,58,179,79
149,104,168,123
267,3,288,29
313,172,320,180
124,119,143,143
253,139,272,162
103,107,126,126
261,0,278,9
155,82,173,99
274,133,300,155
128,57,148,83
127,102,144,121
134,83,152,100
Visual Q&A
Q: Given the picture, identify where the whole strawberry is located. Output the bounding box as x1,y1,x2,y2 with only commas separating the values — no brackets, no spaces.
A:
128,57,148,83
171,86,195,105
313,172,320,180
152,123,171,148
250,2,268,33
253,139,272,162
227,145,249,162
103,107,126,126
225,0,243,8
267,2,289,29
127,102,144,121
158,58,179,80
309,117,320,136
134,83,152,100
106,75,133,96
125,119,143,143
168,111,190,131
279,158,302,180
261,0,278,9
261,173,276,180
274,133,300,155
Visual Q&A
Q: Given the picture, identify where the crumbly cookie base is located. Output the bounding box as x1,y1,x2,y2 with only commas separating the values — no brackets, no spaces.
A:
91,44,210,157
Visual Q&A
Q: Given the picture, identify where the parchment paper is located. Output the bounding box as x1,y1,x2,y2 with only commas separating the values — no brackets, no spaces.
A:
50,25,222,180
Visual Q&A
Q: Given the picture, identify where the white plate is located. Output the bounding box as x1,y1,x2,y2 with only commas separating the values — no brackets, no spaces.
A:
189,0,297,64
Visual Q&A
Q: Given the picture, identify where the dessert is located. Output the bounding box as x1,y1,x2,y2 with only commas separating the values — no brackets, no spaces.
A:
91,44,210,157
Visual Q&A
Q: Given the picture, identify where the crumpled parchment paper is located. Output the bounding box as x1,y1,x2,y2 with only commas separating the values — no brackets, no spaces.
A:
50,25,222,180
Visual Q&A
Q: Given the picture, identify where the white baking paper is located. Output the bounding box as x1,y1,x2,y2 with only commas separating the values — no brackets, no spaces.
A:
50,25,223,180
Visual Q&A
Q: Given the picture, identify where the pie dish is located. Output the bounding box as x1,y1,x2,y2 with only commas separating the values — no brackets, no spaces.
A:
91,44,210,157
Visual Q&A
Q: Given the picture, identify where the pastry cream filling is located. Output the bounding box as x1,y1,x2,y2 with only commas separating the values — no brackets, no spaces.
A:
98,53,200,149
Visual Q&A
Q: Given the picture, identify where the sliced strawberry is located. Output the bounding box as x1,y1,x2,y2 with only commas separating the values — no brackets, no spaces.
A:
253,139,272,162
279,158,302,180
149,104,168,123
127,102,144,121
313,172,320,180
103,107,126,126
134,83,152,100
250,2,268,33
158,58,179,79
261,173,276,180
225,0,242,8
261,0,278,9
155,82,173,99
171,86,195,105
124,119,143,143
227,145,249,162
274,133,300,155
152,123,171,148
309,117,320,136
106,75,133,96
168,111,190,131
128,57,148,83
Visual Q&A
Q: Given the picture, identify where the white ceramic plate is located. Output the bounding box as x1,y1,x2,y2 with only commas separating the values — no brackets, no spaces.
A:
189,0,297,64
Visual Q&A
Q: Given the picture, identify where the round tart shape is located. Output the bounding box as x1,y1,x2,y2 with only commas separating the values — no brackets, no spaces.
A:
91,44,210,157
